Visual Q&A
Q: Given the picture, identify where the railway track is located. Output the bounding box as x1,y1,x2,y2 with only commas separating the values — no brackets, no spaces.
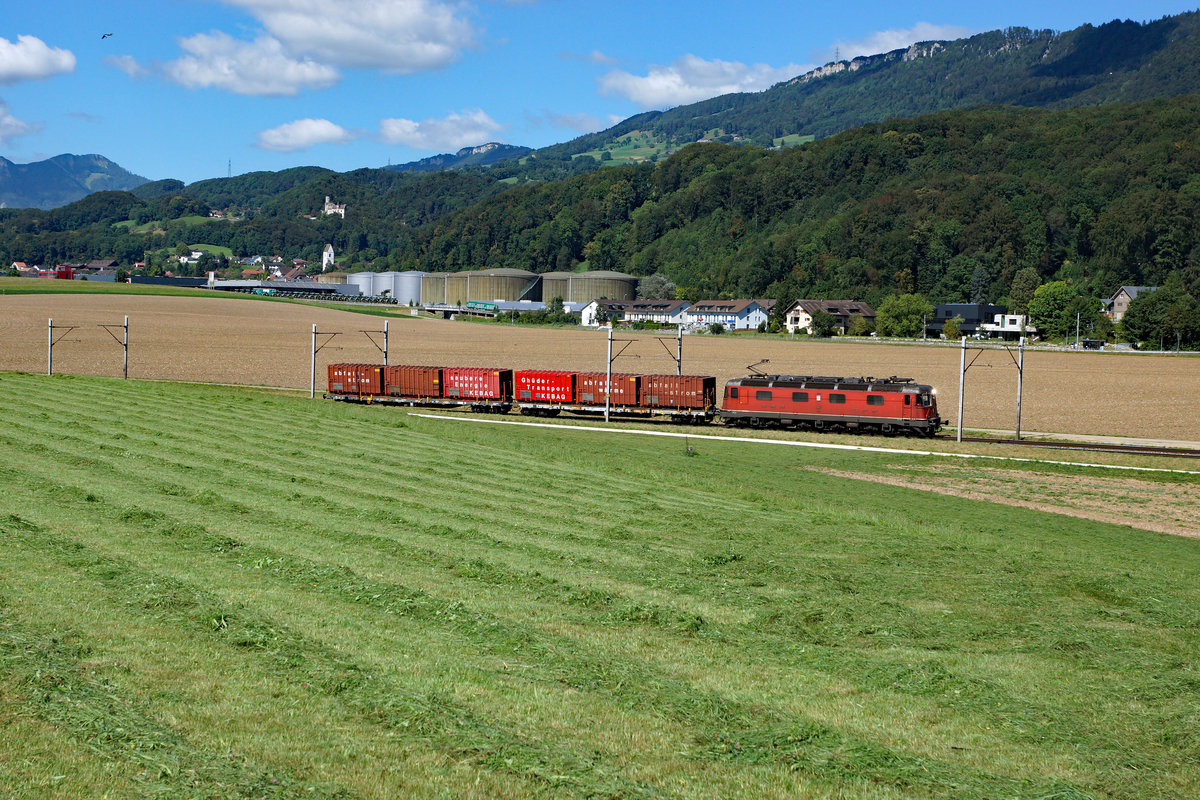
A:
947,436,1200,459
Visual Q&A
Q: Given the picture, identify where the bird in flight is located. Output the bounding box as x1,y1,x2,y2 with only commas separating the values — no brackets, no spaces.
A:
102,33,113,39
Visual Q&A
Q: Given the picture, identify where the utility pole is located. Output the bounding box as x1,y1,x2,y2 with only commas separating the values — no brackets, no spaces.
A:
677,324,682,376
99,316,129,378
311,324,341,398
1015,337,1024,440
956,336,965,442
605,324,613,422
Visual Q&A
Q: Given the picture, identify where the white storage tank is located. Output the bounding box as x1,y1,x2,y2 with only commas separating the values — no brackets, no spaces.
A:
347,272,376,295
392,271,427,305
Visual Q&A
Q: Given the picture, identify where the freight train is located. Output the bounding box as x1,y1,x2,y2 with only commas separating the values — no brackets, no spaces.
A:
325,363,942,436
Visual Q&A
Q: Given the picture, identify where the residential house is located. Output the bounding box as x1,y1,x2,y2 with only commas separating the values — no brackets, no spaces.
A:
1104,286,1156,323
978,313,1037,340
684,299,770,331
77,259,119,277
624,299,691,326
925,304,1006,338
580,300,630,327
785,299,876,335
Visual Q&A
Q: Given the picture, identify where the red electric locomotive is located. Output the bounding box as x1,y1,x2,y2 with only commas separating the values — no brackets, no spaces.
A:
719,374,941,436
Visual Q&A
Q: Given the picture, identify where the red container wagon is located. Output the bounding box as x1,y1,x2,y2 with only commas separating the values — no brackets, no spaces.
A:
641,374,717,412
515,369,577,404
383,365,443,400
576,372,640,406
327,363,383,396
719,374,941,436
443,367,514,410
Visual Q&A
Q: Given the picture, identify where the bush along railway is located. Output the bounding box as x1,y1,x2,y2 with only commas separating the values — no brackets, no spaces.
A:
325,363,943,436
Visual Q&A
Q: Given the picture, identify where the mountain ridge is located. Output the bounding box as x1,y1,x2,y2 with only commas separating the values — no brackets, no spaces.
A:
0,153,149,210
6,12,1200,210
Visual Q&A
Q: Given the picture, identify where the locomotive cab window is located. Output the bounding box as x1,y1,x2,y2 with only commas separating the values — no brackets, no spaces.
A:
728,387,739,399
904,395,912,405
920,394,931,406
829,393,846,404
866,395,884,406
792,391,808,403
755,390,772,401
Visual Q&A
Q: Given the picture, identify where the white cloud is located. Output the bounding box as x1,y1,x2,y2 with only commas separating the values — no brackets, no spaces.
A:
0,35,75,85
0,99,37,144
598,54,808,110
831,22,971,61
255,118,355,151
379,109,503,151
104,54,149,79
224,0,476,73
164,32,340,96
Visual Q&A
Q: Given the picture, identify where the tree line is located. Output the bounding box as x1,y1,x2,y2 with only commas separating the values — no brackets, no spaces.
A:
2,98,1200,345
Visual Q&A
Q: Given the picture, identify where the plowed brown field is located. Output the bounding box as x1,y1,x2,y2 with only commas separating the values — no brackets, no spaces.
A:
3,293,1198,440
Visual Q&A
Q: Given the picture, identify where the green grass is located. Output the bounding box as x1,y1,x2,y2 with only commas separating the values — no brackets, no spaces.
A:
574,130,676,165
0,278,229,299
775,134,816,148
186,243,234,258
1,372,1197,798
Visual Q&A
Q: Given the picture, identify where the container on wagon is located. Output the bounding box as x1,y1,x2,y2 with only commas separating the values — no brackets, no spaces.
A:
443,367,513,400
640,374,716,410
383,365,443,399
327,363,383,395
575,372,640,406
514,370,577,404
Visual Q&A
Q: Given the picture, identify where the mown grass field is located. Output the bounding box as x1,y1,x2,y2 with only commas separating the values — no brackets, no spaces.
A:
1,372,1198,799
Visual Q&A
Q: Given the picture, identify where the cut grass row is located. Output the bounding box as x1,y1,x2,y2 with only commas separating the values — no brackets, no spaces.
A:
1,372,1198,798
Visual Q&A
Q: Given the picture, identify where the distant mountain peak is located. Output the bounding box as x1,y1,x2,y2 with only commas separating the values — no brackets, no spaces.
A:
0,153,148,210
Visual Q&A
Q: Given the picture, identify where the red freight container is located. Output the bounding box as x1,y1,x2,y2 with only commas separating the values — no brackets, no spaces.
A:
443,367,513,400
327,363,383,395
383,365,443,399
640,374,716,410
515,370,577,403
575,372,640,406
328,363,350,393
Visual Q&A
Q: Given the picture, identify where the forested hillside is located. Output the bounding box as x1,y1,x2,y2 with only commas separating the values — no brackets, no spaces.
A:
3,98,1200,319
539,13,1200,159
407,99,1200,309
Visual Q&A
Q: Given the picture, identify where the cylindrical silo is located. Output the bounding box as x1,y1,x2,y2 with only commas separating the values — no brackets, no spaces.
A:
540,270,638,303
422,273,449,304
442,269,540,304
394,271,427,305
347,272,376,295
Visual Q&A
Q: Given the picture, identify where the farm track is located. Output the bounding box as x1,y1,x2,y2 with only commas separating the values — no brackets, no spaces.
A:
951,436,1200,458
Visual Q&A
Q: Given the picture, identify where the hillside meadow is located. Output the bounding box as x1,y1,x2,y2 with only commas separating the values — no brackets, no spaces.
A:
1,290,1199,440
1,372,1198,799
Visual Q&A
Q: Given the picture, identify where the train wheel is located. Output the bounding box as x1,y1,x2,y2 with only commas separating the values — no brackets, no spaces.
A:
881,423,893,435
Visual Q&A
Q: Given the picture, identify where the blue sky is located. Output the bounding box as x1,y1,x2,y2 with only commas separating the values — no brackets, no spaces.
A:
1,1,1196,185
